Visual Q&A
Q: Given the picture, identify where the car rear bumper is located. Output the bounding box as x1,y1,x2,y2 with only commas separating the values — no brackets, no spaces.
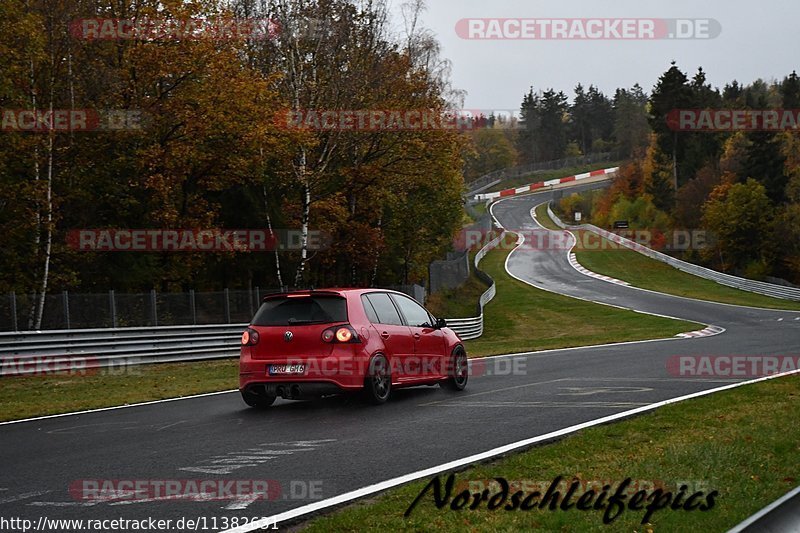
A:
242,381,346,400
239,347,369,393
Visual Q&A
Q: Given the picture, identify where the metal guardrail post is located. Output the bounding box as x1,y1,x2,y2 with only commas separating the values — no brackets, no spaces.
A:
189,290,196,325
224,288,231,324
63,291,70,329
10,292,18,332
109,290,117,328
150,289,158,326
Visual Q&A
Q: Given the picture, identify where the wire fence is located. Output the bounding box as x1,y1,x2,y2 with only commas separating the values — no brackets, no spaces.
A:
1,285,425,332
428,212,493,294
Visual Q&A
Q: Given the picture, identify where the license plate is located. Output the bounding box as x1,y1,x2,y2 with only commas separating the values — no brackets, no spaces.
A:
268,364,306,376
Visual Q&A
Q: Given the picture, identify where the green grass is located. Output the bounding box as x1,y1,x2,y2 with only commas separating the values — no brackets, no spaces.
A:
426,271,489,319
0,359,238,422
533,202,562,231
576,244,800,311
486,162,624,194
0,229,702,422
536,206,800,311
300,374,800,532
462,233,701,357
465,202,488,223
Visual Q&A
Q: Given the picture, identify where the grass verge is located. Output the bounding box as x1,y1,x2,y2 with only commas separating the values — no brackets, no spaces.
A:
0,359,237,422
536,204,800,311
462,234,700,357
300,374,800,532
533,202,562,231
0,231,700,422
425,271,489,319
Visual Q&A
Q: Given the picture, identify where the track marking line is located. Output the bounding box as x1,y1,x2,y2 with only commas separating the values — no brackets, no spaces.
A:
429,401,651,408
568,251,629,286
419,378,569,406
528,202,800,314
0,390,237,427
0,491,51,505
220,368,800,533
728,484,800,532
489,201,715,332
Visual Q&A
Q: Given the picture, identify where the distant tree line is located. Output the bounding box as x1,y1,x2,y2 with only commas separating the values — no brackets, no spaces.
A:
560,62,800,283
462,82,649,182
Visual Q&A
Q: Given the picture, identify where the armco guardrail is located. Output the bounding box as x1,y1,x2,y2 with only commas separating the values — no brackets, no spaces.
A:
464,152,617,196
443,228,507,340
475,167,619,201
0,324,246,375
547,204,800,302
0,265,503,376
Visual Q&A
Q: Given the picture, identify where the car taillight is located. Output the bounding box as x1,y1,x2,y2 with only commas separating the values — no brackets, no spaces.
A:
336,327,352,342
321,325,360,344
241,328,260,346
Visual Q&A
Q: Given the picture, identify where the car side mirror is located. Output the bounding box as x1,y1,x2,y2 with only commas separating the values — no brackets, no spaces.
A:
435,318,447,329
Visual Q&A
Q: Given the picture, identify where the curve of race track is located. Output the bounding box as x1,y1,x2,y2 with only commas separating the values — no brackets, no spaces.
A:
1,184,799,531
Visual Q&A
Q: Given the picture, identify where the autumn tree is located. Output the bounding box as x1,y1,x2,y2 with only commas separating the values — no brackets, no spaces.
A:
701,178,775,275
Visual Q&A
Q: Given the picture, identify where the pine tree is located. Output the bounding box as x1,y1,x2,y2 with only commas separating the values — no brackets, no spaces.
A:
649,61,692,189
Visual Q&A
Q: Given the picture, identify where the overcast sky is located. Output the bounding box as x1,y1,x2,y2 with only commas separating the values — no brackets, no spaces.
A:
388,0,798,110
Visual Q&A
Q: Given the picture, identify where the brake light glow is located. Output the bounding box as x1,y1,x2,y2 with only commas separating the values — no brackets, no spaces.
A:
321,325,360,343
335,327,352,342
241,328,260,346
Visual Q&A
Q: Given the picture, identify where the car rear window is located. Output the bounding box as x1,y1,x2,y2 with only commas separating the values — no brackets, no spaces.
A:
252,295,347,326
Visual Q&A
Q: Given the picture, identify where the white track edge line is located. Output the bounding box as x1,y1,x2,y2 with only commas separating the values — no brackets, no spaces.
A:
490,199,715,330
221,368,800,533
2,333,712,427
0,389,237,426
530,201,800,314
727,484,800,532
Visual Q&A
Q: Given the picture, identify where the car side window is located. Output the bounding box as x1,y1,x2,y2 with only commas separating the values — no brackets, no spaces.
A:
390,294,433,328
364,293,404,326
361,295,380,323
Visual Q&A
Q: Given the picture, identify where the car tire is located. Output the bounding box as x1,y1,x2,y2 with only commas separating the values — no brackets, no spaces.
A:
441,346,468,391
363,353,392,404
241,390,277,409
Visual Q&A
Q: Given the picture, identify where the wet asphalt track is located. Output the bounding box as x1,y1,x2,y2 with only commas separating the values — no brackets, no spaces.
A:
1,186,798,530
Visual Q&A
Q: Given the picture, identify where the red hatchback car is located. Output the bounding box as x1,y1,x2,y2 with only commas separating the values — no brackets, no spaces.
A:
239,289,467,407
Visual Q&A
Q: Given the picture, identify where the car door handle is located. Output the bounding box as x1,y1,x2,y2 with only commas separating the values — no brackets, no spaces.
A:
413,333,421,339
380,331,390,339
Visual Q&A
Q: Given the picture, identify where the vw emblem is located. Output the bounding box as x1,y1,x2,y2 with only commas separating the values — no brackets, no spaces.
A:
284,331,293,342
